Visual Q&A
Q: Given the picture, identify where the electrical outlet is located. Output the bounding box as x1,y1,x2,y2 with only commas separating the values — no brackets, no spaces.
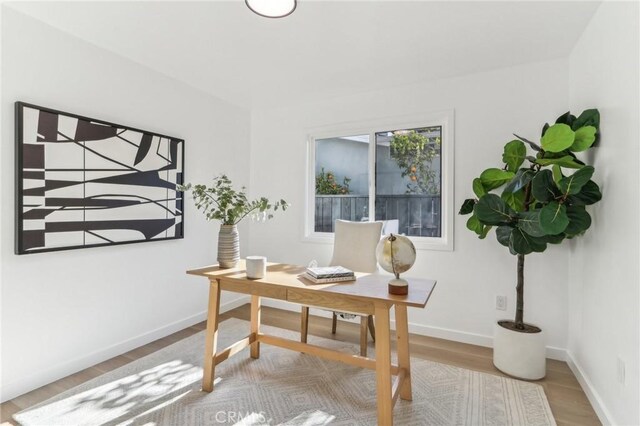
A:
496,295,507,311
617,358,626,385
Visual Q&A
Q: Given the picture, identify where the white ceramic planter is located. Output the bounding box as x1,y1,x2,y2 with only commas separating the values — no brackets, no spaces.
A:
493,321,546,380
218,224,240,269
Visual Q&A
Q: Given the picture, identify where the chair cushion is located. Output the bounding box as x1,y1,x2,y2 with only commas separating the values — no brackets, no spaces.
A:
330,220,383,273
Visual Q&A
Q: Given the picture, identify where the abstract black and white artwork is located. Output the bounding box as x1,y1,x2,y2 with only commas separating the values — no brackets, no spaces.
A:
15,102,184,254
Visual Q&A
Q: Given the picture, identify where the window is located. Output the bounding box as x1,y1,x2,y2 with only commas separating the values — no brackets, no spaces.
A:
314,134,370,231
305,111,454,250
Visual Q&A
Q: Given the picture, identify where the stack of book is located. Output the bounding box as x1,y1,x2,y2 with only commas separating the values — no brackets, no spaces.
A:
304,266,355,284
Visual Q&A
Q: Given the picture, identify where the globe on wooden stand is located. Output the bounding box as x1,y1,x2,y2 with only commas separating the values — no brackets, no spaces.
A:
375,233,417,295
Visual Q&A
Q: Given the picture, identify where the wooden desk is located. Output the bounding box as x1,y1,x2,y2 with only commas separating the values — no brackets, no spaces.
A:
187,260,437,425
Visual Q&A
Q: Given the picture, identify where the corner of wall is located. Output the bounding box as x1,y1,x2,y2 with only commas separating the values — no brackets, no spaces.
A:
565,351,616,425
566,2,640,425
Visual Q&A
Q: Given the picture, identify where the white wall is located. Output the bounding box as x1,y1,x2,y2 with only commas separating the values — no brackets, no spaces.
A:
567,3,640,425
249,59,571,356
0,9,251,401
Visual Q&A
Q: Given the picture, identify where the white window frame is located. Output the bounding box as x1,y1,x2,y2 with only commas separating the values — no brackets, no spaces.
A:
303,109,455,251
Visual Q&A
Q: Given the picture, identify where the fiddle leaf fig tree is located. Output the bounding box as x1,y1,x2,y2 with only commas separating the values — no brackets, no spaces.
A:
459,109,602,332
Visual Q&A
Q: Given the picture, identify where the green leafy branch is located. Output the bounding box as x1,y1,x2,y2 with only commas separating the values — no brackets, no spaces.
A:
177,174,289,225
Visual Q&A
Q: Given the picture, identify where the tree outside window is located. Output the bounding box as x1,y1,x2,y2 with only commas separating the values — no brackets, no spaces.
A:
389,128,441,195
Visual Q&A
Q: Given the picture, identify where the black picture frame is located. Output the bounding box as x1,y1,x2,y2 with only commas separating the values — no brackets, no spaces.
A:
15,102,185,254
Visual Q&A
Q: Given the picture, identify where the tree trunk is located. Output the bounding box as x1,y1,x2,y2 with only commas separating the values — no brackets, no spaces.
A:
515,253,525,330
514,179,533,330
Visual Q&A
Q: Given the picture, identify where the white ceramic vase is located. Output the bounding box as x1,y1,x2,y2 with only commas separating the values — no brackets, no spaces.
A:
493,321,546,380
218,224,240,269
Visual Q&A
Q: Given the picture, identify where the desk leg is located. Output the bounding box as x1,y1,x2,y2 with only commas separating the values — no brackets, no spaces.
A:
300,306,309,344
374,304,393,426
202,279,221,392
360,315,368,357
250,295,261,359
395,304,412,400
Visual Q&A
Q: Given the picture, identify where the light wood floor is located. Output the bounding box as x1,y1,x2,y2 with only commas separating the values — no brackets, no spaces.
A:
1,304,600,426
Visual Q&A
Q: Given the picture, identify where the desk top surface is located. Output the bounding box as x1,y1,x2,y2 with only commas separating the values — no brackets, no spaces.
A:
187,260,437,308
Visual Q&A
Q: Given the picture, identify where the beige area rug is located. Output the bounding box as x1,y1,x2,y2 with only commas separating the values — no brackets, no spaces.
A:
14,318,556,425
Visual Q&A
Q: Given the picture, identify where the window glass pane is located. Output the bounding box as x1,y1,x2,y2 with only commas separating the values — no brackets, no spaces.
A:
375,127,442,237
314,135,370,233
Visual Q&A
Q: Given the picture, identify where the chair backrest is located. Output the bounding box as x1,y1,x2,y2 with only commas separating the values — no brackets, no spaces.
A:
330,220,383,273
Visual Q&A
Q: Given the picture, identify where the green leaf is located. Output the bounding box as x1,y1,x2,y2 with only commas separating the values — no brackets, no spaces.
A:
502,140,526,172
516,210,546,237
565,206,592,236
541,123,575,153
535,155,584,169
472,178,486,198
530,236,548,252
569,180,602,205
558,166,595,195
475,194,515,225
503,169,535,194
466,214,483,235
480,168,515,191
572,109,600,130
496,226,512,247
459,199,476,215
531,169,558,202
543,233,565,244
571,126,597,152
541,123,550,137
502,190,525,211
539,149,584,164
555,111,577,127
479,225,492,239
509,228,547,255
539,201,570,235
552,164,563,184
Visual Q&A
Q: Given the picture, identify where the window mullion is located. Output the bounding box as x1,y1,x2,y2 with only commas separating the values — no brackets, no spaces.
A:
368,131,376,223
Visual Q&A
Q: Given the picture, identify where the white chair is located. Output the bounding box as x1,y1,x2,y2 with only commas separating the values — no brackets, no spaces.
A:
300,219,383,356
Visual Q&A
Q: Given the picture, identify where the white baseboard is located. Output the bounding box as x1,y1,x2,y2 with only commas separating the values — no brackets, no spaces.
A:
0,295,247,403
565,351,615,425
259,299,567,361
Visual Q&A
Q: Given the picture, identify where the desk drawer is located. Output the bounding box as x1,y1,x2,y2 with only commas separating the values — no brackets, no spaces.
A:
219,279,287,300
287,288,374,315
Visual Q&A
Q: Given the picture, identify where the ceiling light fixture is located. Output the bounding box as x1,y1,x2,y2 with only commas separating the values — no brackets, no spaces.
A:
246,0,297,18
